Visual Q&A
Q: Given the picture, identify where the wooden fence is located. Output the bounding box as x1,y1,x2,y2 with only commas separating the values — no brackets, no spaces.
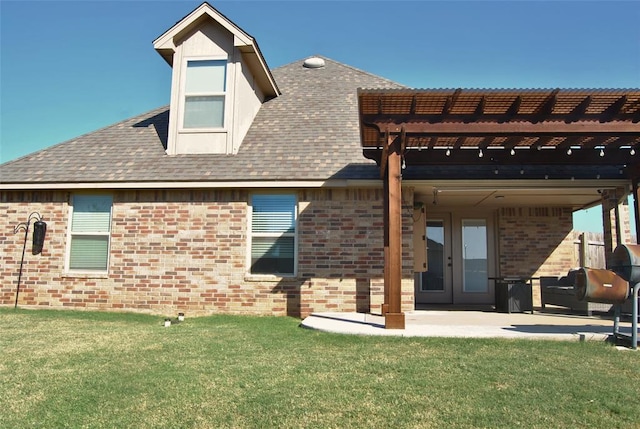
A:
573,231,638,269
572,231,606,268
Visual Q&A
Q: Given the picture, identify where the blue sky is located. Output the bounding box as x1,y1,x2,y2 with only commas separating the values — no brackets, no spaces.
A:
1,1,639,231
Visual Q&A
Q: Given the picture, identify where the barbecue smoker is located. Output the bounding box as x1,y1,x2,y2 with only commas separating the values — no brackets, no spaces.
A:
576,244,640,349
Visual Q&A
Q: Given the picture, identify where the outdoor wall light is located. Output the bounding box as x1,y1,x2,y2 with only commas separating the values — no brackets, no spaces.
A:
478,149,483,158
510,148,515,156
631,148,636,156
599,149,605,157
32,220,47,256
445,148,451,156
566,148,572,155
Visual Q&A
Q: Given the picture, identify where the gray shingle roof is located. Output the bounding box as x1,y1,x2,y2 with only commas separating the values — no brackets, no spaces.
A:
0,57,404,185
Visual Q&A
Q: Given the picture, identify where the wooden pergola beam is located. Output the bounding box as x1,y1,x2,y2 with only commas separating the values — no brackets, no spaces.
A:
362,120,639,136
364,146,639,166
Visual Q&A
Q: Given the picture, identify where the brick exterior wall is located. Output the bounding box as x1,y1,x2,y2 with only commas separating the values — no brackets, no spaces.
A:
4,189,602,315
1,188,415,317
1,191,68,308
296,188,414,316
498,206,575,305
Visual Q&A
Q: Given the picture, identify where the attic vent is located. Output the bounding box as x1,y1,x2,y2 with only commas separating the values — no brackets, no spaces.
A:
303,57,325,69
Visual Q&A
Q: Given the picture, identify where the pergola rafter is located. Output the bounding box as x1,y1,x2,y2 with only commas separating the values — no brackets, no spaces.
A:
531,89,559,123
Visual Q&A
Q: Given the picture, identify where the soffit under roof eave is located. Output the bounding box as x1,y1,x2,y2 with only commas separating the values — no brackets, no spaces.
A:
0,179,384,191
1,177,629,192
238,45,280,97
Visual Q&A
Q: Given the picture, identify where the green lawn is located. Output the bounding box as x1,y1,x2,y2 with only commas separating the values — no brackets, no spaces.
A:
1,308,638,428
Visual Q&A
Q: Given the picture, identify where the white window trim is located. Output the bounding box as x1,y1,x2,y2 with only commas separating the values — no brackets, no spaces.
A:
179,55,229,133
64,193,113,276
246,193,299,280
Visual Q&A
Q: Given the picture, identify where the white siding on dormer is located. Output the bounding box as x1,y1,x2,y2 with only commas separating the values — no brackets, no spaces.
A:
231,49,265,154
155,3,279,156
165,21,226,155
164,18,269,156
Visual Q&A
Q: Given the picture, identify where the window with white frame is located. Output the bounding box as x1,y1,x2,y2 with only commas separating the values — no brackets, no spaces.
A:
250,194,297,275
68,195,113,272
183,59,227,129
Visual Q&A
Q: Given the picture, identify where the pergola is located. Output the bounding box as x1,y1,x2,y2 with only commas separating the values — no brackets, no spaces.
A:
358,88,640,329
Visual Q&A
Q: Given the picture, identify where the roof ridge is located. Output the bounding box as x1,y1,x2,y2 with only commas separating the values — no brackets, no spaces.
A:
318,56,407,88
0,105,169,167
273,55,407,89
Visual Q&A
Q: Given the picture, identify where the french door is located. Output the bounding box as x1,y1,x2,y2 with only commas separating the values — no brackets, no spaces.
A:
416,212,496,305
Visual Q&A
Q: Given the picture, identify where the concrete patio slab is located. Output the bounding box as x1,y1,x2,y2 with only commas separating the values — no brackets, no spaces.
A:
301,310,635,342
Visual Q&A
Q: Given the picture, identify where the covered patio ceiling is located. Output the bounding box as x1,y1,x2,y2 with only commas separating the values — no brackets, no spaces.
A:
359,88,640,169
412,184,614,210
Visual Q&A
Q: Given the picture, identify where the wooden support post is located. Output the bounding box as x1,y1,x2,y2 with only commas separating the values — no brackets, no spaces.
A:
634,177,640,245
384,133,405,329
382,169,390,315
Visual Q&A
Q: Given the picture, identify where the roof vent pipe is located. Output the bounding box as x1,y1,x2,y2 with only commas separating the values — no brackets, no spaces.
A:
303,57,325,68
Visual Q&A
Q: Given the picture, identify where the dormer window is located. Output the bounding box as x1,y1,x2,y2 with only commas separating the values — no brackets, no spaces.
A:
183,59,227,129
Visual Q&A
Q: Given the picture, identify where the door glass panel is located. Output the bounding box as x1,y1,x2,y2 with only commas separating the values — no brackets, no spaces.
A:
422,220,445,291
462,219,488,293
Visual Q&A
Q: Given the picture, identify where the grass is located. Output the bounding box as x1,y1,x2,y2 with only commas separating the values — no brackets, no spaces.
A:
1,308,639,428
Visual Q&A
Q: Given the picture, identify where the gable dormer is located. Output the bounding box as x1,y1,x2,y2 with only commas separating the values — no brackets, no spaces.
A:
153,2,279,155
